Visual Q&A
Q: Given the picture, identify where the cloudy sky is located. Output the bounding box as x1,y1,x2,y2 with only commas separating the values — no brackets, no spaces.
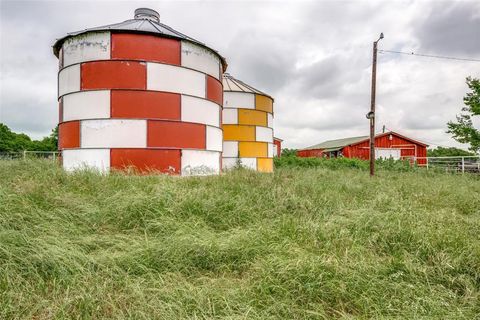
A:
1,0,479,149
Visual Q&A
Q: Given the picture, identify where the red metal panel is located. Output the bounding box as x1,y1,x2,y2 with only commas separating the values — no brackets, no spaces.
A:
297,149,325,157
206,75,223,105
81,61,146,90
274,139,281,156
58,121,80,149
111,90,181,120
111,33,181,65
347,133,427,163
147,120,206,149
111,149,181,174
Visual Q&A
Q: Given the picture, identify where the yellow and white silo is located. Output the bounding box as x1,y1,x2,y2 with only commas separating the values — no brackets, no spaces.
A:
222,73,274,172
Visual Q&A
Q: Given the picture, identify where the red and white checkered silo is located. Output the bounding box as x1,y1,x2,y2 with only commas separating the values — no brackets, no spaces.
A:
53,8,226,175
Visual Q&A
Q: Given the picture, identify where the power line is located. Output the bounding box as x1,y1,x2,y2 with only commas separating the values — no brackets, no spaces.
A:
379,49,480,62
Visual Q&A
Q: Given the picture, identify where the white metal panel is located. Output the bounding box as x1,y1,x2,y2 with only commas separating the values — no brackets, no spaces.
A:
181,150,220,176
62,149,110,172
222,109,238,124
62,32,111,67
206,126,222,152
267,113,273,128
224,92,255,109
268,143,275,158
81,119,147,148
181,95,220,127
147,63,205,98
62,90,110,121
58,64,80,97
256,126,273,143
222,157,256,170
222,141,238,157
181,41,221,79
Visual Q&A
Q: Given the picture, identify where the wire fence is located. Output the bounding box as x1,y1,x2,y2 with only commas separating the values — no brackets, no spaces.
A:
1,152,479,174
0,151,59,161
411,156,480,174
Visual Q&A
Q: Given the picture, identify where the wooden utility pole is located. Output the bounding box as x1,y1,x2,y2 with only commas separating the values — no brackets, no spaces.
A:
368,33,383,177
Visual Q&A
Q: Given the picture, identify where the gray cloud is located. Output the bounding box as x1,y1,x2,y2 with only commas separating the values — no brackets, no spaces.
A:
415,1,480,56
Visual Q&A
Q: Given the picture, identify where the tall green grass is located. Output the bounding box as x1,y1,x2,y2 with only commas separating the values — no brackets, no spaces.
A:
0,160,479,319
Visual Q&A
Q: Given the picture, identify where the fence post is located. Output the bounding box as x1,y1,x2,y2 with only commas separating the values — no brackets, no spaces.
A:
53,152,56,162
426,158,429,170
461,157,465,174
23,150,26,160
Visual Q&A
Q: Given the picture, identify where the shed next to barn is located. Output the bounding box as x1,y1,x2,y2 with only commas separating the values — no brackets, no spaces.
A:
297,131,428,164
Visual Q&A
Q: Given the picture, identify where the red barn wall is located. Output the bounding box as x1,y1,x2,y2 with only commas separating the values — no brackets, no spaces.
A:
274,139,282,156
298,134,427,165
297,149,324,157
347,134,427,164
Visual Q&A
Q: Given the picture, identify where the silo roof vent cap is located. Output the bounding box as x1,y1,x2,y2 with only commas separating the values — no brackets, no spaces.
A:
134,8,160,23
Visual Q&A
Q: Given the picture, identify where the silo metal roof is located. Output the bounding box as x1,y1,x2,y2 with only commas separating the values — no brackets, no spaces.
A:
223,73,274,100
52,8,227,71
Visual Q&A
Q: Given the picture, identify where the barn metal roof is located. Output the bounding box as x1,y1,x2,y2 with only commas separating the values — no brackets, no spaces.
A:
301,136,368,151
299,131,429,151
52,8,227,71
223,73,274,100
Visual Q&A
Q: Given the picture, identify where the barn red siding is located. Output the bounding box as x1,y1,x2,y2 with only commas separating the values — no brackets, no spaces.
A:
297,149,325,157
298,133,427,165
274,139,282,156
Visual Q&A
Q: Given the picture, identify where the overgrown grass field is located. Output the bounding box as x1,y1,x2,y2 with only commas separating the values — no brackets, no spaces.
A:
1,159,479,319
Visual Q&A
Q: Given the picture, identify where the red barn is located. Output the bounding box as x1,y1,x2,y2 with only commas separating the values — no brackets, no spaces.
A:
273,137,283,157
297,131,428,165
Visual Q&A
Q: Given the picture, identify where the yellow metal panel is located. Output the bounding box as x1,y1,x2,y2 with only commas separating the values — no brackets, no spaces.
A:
257,158,273,172
255,95,273,113
238,109,268,126
239,142,268,157
223,125,255,141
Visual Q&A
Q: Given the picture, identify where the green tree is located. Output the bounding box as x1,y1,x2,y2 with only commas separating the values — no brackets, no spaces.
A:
280,148,298,157
0,123,57,152
427,147,474,157
447,77,480,154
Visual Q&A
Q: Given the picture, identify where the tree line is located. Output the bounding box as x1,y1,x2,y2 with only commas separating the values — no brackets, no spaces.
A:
0,124,57,152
